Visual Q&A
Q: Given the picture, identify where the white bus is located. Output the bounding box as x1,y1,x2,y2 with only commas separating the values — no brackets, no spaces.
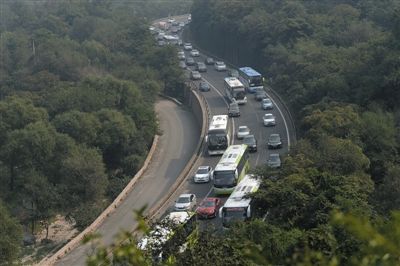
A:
219,174,261,228
224,77,247,104
206,115,230,155
238,67,264,93
139,211,197,261
213,144,250,195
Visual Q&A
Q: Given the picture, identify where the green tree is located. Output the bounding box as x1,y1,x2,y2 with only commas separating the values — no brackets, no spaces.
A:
0,200,22,265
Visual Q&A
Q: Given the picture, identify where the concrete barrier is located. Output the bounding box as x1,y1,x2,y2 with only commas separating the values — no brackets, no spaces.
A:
39,135,160,266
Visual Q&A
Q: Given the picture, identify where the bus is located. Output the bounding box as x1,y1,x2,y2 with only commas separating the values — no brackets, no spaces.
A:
212,144,250,195
224,77,247,104
219,174,261,228
206,115,230,155
238,67,264,93
138,211,197,262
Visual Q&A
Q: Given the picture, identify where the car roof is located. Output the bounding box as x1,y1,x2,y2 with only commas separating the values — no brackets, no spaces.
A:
216,61,224,64
264,113,273,116
244,134,255,139
239,126,248,129
270,133,280,137
198,166,210,170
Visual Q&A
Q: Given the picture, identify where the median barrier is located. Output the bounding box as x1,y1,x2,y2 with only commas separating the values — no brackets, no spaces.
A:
39,134,160,265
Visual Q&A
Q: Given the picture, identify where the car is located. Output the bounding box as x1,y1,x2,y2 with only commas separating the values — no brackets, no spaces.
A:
190,49,200,57
186,57,195,66
228,69,239,78
205,57,214,65
171,27,179,34
267,133,282,149
263,113,276,126
228,102,240,117
178,61,187,69
156,34,165,41
174,194,196,211
184,42,193,50
255,90,268,101
243,135,257,152
267,153,281,168
199,82,210,92
194,166,212,183
237,126,250,139
177,39,183,46
177,51,185,60
196,197,221,219
190,70,201,80
214,61,227,71
196,62,207,72
261,98,273,110
179,22,185,27
172,21,179,26
168,18,175,23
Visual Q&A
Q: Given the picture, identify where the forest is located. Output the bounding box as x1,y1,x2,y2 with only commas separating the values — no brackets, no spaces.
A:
0,1,187,264
89,1,400,265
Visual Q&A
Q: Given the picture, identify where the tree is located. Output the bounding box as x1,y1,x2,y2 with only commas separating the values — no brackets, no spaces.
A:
0,200,22,265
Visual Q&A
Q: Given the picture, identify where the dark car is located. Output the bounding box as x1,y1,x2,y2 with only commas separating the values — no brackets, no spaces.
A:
196,197,221,219
243,135,257,152
205,57,214,65
196,62,207,72
199,82,210,92
255,90,268,101
228,102,240,117
267,133,282,149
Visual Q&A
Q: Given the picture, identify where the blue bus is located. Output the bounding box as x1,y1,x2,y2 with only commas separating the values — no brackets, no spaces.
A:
238,67,264,93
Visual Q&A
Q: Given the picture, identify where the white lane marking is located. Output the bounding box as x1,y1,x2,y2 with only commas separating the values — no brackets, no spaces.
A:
201,76,235,145
266,92,291,150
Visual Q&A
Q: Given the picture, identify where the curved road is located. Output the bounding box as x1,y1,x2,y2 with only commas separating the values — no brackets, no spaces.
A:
156,16,296,222
55,100,200,266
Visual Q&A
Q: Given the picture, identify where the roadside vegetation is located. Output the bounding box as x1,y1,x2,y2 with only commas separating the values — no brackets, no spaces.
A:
0,1,187,264
86,1,400,265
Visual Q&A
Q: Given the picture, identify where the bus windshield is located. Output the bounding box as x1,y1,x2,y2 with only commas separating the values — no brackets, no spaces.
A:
222,207,247,225
208,134,227,147
214,171,236,187
249,76,263,87
234,91,246,100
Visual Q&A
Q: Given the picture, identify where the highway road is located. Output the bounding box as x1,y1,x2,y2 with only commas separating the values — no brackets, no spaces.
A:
55,100,200,266
157,16,295,224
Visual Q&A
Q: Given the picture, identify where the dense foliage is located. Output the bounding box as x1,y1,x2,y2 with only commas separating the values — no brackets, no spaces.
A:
184,0,400,264
0,1,186,263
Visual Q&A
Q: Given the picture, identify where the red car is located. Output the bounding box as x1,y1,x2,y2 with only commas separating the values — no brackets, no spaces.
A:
196,197,221,219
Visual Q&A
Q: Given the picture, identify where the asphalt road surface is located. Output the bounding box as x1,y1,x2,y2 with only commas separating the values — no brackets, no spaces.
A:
55,99,200,266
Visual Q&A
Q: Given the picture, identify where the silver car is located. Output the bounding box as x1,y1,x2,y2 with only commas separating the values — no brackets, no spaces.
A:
194,166,212,183
190,70,201,80
184,42,193,50
237,126,250,139
263,113,276,126
261,98,273,110
174,194,197,211
190,49,200,57
214,61,227,71
267,133,282,149
267,154,281,168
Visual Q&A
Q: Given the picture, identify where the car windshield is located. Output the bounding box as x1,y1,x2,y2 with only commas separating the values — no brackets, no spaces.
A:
177,196,190,203
243,136,255,145
217,62,224,66
263,99,271,104
270,135,280,142
264,114,273,119
239,127,248,132
269,155,279,162
201,201,215,207
197,168,209,174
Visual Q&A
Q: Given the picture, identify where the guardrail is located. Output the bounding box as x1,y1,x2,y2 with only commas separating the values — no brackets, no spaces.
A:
182,28,297,144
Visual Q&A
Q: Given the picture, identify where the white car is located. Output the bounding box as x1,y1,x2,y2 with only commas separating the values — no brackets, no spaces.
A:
267,153,281,168
194,166,212,183
237,126,250,139
174,194,197,211
190,49,200,57
214,61,227,71
263,113,276,126
261,98,273,110
177,51,185,60
184,43,193,51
